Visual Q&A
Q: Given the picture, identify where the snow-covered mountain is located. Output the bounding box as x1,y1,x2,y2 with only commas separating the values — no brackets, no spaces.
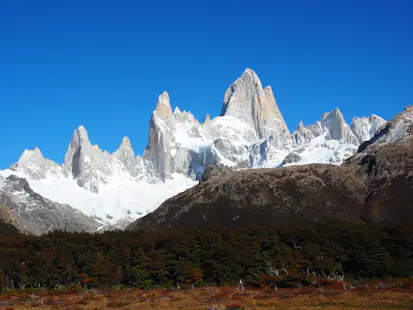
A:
0,174,100,235
0,68,387,232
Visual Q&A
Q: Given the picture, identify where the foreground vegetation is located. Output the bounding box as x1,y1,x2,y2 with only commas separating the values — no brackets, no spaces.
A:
0,222,412,291
0,285,413,309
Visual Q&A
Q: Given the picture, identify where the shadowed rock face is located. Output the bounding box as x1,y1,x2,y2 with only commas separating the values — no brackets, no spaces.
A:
128,106,413,232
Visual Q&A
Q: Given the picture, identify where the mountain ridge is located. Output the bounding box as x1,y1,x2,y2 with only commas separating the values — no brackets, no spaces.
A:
0,68,387,232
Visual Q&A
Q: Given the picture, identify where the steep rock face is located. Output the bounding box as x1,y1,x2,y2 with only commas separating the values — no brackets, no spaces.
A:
62,126,128,192
287,109,386,166
143,92,213,179
0,175,100,235
10,147,61,180
292,121,319,147
221,69,290,142
321,108,359,145
127,164,367,231
143,69,295,179
143,92,174,179
351,114,387,144
113,137,137,176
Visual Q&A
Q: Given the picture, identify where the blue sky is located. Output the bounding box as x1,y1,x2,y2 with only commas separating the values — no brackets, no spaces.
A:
1,0,412,168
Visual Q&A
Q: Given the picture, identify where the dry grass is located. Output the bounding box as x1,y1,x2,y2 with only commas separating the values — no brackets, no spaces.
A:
0,286,412,309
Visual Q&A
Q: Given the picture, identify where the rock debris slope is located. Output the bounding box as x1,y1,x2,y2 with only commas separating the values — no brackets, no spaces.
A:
1,68,387,232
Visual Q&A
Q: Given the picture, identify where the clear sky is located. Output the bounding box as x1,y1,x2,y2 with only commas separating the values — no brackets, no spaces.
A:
1,0,412,168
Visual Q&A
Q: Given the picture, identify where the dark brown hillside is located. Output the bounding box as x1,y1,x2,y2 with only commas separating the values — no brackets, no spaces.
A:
128,164,367,231
344,107,413,224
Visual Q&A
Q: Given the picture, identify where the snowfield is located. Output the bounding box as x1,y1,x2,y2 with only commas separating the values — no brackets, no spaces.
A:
0,169,196,229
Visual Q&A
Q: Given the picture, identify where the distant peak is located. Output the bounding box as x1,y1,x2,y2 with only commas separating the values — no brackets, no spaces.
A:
121,136,132,148
322,108,344,122
203,113,211,124
17,147,45,166
154,91,173,118
240,68,261,84
293,120,306,133
20,147,43,158
157,91,170,106
370,114,386,122
243,68,256,75
174,106,182,114
327,108,342,117
263,85,273,94
74,125,89,139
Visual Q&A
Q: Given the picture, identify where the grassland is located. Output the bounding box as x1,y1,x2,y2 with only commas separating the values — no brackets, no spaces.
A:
0,285,412,309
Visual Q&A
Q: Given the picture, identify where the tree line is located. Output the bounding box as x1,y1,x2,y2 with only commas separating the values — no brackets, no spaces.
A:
0,222,412,290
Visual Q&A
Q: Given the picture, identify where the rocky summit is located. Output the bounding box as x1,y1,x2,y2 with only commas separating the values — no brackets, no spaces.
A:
0,69,387,233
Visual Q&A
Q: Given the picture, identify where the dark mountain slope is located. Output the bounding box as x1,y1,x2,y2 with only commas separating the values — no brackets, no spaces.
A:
128,164,367,231
345,105,413,224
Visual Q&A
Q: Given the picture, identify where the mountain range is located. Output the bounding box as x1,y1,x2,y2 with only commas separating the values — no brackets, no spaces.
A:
128,105,413,231
0,69,387,234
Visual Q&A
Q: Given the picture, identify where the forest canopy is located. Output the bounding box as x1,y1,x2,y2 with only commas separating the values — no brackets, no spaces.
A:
0,222,412,290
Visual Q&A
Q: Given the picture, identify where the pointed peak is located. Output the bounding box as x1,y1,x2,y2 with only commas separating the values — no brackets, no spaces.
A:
322,108,344,121
17,147,45,167
173,106,182,114
203,113,211,125
327,108,343,118
20,147,44,159
154,91,173,118
121,136,132,148
294,120,305,132
239,68,261,84
369,114,386,122
243,68,257,76
160,90,169,99
74,125,89,139
321,112,330,121
157,91,170,106
263,85,273,94
76,125,87,133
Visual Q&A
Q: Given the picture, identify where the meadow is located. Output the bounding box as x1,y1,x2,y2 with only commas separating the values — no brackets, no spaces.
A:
0,282,413,309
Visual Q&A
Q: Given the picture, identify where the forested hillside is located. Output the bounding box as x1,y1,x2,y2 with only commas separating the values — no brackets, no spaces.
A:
0,223,412,290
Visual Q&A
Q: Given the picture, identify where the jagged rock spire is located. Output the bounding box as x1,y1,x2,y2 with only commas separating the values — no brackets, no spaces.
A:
154,91,173,119
113,136,136,175
203,113,211,125
10,147,61,180
221,68,290,140
143,93,175,179
321,108,359,145
351,114,386,143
